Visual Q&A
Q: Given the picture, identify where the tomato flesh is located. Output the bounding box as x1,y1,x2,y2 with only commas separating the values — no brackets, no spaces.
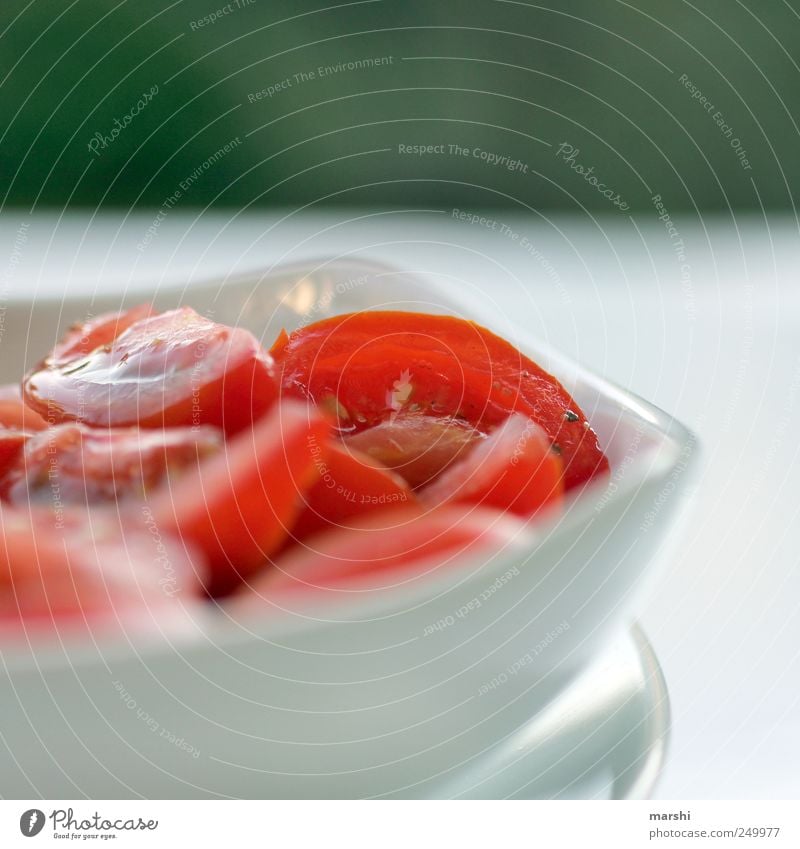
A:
0,505,203,635
272,311,608,491
23,307,279,435
290,443,415,540
1,306,591,620
0,430,30,486
420,414,563,516
48,304,153,366
0,384,49,431
149,401,330,596
2,423,222,507
242,504,529,597
343,413,484,489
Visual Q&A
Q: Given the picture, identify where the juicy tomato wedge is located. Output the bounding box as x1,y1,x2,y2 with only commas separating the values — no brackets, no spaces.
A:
290,443,415,540
270,311,608,491
240,504,529,598
0,506,203,636
149,401,330,596
419,414,563,517
0,384,48,431
48,304,154,366
23,307,279,435
343,413,484,489
2,423,222,506
0,429,30,484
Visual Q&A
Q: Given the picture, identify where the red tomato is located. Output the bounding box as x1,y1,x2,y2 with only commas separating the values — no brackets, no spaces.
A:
0,384,48,431
149,401,330,596
290,443,415,540
2,423,222,507
343,413,484,489
419,414,563,517
48,304,153,366
240,504,529,598
0,506,204,637
23,307,279,435
271,311,608,491
0,429,30,485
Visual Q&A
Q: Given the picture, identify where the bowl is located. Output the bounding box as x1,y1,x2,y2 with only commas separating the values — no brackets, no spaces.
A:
0,258,696,798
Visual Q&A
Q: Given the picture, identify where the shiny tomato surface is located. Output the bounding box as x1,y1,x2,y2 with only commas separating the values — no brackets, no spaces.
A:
290,442,415,540
420,414,563,517
271,311,608,491
0,430,29,483
24,307,278,435
149,401,330,596
0,305,605,620
2,423,222,506
244,504,528,597
343,413,483,489
0,384,48,431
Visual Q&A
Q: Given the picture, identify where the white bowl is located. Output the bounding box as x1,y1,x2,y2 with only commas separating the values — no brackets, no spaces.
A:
0,258,695,798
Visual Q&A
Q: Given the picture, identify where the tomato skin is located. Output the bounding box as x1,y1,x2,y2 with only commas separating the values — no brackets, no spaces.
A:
0,430,30,486
149,401,331,596
23,307,279,435
419,414,563,517
2,423,222,507
48,304,153,366
291,443,415,540
0,505,204,636
272,311,608,491
240,504,529,597
0,384,49,431
343,413,484,489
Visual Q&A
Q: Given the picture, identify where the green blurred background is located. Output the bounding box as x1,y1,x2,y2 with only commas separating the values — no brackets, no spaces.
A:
1,0,797,213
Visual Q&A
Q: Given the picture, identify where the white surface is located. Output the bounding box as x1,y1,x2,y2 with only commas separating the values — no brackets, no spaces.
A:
1,209,798,799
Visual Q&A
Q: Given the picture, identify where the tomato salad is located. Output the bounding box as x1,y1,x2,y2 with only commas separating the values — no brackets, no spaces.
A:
0,306,608,633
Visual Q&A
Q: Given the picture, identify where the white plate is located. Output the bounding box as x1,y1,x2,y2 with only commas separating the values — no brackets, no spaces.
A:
431,623,671,800
0,258,694,798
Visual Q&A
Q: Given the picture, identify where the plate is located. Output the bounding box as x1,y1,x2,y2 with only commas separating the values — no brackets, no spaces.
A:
424,624,670,799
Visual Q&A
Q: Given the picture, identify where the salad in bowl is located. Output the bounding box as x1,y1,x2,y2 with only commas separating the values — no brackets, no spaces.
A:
0,259,693,798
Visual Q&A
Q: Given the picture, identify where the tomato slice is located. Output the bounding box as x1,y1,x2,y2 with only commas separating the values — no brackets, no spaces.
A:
290,442,415,540
23,307,279,435
2,423,222,507
343,413,484,489
149,401,330,596
0,384,49,431
271,311,608,491
0,505,203,636
239,504,529,598
48,304,153,366
0,429,30,486
419,414,563,517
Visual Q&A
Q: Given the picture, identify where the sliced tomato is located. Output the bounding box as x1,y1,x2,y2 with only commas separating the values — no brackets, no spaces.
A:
0,429,30,487
240,504,529,598
23,307,279,435
149,401,330,596
0,385,24,401
0,384,49,431
419,414,563,517
0,505,204,636
343,413,484,489
271,311,608,491
48,304,154,366
290,443,415,540
2,423,222,507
